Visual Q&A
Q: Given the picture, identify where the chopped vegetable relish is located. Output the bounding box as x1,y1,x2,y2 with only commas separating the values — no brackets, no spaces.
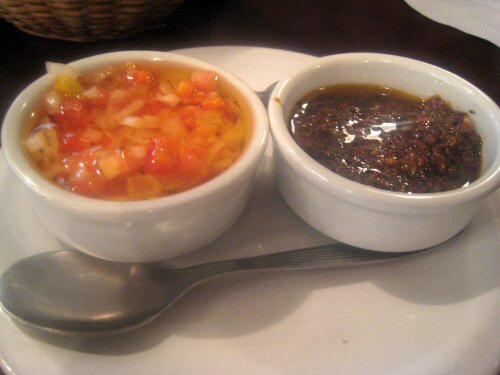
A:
24,61,249,200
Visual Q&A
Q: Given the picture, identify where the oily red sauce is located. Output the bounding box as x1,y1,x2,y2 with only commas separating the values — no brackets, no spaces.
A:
289,84,482,193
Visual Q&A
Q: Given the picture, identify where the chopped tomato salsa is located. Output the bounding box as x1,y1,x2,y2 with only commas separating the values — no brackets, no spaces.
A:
24,61,249,200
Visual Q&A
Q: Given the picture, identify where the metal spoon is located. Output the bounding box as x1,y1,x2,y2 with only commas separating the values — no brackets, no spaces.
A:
0,242,432,337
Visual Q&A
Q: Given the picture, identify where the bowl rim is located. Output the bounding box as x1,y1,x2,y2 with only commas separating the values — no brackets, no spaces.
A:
1,50,269,215
268,52,500,212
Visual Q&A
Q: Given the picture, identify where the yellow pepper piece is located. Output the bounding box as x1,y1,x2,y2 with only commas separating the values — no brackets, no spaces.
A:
54,75,82,96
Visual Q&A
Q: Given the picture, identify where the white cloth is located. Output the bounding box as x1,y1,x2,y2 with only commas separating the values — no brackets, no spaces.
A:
405,0,500,47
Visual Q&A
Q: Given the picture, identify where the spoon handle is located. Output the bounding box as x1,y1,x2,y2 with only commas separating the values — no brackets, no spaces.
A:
228,243,423,270
184,242,430,282
255,81,277,104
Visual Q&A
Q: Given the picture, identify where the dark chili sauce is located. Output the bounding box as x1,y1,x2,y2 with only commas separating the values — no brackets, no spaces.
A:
289,84,482,193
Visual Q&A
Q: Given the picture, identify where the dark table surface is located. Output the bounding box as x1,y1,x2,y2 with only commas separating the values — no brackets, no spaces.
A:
0,0,498,374
0,0,498,131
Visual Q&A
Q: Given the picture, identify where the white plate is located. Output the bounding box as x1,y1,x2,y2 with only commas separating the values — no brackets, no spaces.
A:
0,46,499,375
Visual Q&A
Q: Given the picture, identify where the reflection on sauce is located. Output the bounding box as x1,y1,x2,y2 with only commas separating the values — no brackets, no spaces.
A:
289,84,482,193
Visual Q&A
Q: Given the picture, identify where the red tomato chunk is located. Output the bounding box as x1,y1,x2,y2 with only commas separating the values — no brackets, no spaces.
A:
24,61,248,200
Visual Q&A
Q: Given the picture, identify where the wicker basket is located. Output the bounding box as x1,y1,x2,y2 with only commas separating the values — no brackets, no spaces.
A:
0,0,185,42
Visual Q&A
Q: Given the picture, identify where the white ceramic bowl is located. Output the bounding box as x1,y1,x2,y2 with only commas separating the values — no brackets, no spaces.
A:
268,53,500,252
2,51,269,262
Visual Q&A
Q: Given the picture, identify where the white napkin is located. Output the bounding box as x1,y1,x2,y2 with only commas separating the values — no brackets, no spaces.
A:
405,0,500,47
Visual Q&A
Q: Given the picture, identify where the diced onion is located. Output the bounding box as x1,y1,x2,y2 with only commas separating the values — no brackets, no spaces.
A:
121,115,159,129
98,151,126,179
24,127,59,168
121,116,144,128
43,91,61,114
46,62,77,78
110,89,128,102
24,131,47,153
81,128,103,142
127,145,147,159
157,93,181,107
159,80,175,95
114,100,145,122
82,86,101,100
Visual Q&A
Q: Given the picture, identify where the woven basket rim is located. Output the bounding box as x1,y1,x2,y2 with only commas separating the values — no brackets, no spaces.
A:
0,0,185,41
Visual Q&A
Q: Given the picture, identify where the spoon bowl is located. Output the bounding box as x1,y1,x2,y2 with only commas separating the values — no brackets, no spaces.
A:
0,240,450,336
0,251,188,335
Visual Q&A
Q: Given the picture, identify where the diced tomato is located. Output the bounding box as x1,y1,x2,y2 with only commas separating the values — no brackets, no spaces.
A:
61,97,89,119
190,91,207,105
126,67,153,85
60,135,86,153
74,113,94,130
90,87,111,108
51,97,92,131
144,137,179,174
178,141,207,178
222,98,240,122
137,98,162,115
70,178,106,197
65,153,92,175
176,80,195,97
97,132,114,149
191,71,217,92
178,106,198,130
201,94,224,110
